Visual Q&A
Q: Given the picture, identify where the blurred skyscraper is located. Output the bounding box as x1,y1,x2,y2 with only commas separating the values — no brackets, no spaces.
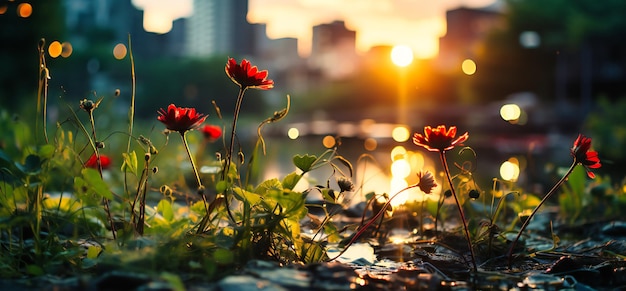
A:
185,0,254,58
309,20,358,80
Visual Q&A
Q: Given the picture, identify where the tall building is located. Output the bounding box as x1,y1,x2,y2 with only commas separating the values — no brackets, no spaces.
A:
185,0,254,58
309,20,358,80
436,6,504,72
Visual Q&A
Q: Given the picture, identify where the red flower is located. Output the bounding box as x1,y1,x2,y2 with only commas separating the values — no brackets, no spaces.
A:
571,134,601,178
416,171,437,194
412,125,469,152
225,58,274,90
200,125,222,141
85,153,111,170
157,104,207,133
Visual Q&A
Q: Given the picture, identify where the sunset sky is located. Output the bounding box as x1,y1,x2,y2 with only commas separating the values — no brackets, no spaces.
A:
132,0,499,58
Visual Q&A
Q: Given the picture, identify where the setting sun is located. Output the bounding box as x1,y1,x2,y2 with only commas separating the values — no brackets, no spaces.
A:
391,45,414,67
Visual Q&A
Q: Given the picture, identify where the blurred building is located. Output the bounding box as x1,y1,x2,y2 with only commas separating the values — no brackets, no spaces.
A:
309,20,358,80
436,5,504,73
185,0,254,58
64,0,144,47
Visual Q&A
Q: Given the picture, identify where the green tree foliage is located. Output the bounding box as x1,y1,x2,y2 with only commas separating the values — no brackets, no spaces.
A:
470,0,626,103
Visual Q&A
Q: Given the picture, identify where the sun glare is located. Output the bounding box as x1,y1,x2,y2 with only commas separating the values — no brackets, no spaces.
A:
391,45,414,67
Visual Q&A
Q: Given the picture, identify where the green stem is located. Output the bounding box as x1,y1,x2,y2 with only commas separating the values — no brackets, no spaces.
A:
217,87,247,225
89,111,116,240
124,34,137,202
439,151,477,272
180,132,208,213
507,161,577,267
223,87,247,181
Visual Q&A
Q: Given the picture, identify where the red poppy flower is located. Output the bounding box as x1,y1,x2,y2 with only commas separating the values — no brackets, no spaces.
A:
417,171,437,194
157,104,207,133
412,125,469,152
570,134,601,178
225,58,274,90
85,153,111,170
200,124,222,141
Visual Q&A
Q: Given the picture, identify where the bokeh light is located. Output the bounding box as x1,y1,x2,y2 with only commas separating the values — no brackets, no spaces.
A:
500,104,521,121
392,126,410,142
17,3,32,18
519,31,541,48
287,127,299,140
408,151,425,170
500,159,520,182
391,158,411,179
364,138,377,151
113,43,128,60
390,146,406,161
391,45,414,67
461,59,477,75
0,5,8,14
48,41,62,58
322,135,335,148
61,42,73,58
389,177,409,207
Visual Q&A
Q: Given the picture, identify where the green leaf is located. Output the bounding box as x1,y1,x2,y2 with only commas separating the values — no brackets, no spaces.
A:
159,272,185,291
16,154,42,175
86,245,102,259
26,264,44,276
213,248,234,265
301,242,328,263
255,178,283,196
81,168,113,200
265,187,307,220
38,144,55,159
0,149,14,169
215,180,228,193
293,154,317,173
282,172,302,190
157,199,174,221
121,151,138,174
232,187,262,205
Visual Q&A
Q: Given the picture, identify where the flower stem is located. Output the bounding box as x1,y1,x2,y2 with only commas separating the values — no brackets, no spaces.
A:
328,185,416,261
89,111,116,240
507,161,577,267
217,87,247,224
223,87,247,181
180,132,208,213
439,151,477,272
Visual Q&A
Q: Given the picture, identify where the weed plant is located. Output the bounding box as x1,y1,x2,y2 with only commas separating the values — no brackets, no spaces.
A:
1,39,624,284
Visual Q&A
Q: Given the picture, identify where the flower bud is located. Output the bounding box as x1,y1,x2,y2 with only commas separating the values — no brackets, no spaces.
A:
80,99,95,112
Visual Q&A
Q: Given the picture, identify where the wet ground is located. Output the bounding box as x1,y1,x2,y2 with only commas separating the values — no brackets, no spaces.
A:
3,208,626,290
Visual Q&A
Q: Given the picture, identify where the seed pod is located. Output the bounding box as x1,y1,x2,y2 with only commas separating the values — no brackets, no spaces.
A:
469,189,480,199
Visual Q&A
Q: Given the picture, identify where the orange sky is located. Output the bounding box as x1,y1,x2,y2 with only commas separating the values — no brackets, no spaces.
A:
132,0,498,58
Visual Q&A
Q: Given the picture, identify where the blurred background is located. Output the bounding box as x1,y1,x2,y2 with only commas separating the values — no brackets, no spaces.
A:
1,0,626,200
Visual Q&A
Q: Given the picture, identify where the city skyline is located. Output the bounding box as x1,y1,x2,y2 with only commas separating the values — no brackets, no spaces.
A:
132,0,499,58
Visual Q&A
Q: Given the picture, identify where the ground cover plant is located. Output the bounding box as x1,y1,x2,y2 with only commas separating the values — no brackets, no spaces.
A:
1,39,626,289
